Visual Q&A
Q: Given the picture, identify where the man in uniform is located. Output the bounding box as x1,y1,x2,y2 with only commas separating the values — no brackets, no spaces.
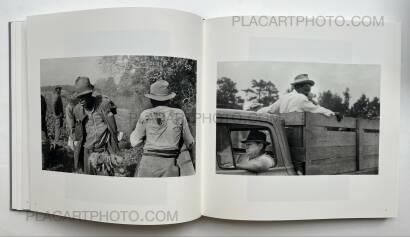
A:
258,74,335,116
52,86,64,148
236,130,275,173
130,79,195,177
71,77,120,173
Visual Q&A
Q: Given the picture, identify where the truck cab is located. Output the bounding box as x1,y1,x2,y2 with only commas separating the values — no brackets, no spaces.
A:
216,109,297,176
216,109,379,176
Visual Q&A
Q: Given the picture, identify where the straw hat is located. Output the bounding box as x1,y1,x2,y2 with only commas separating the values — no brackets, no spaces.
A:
144,79,176,101
291,74,315,86
74,77,94,98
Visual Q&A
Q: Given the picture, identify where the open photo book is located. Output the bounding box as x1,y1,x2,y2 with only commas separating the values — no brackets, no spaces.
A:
10,8,401,225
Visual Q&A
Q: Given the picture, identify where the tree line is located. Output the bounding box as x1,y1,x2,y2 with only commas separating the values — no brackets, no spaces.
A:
217,77,380,119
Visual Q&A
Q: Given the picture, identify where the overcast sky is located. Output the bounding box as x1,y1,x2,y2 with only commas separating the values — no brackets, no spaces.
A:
217,61,380,103
40,57,115,87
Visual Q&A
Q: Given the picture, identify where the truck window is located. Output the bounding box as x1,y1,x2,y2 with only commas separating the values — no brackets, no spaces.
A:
216,123,283,170
230,129,276,165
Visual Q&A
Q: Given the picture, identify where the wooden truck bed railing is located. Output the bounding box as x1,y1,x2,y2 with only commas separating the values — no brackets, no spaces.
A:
281,112,379,175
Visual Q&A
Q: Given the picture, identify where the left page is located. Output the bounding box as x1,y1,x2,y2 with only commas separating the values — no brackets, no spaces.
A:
25,8,202,225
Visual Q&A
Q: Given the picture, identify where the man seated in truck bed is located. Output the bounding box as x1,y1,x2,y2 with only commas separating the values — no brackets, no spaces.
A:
258,74,335,117
236,130,276,173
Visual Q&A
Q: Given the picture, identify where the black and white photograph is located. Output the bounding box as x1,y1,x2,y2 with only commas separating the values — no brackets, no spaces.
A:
216,61,380,176
40,55,197,177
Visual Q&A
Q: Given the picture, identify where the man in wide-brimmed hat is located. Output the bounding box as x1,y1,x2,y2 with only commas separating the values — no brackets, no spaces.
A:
258,74,339,175
130,79,195,177
71,76,120,173
235,130,275,173
258,74,335,116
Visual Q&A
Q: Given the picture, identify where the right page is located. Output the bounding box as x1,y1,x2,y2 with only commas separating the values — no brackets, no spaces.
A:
202,16,401,220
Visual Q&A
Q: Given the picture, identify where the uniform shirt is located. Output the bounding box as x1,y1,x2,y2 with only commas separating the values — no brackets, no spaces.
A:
130,106,194,151
258,89,334,116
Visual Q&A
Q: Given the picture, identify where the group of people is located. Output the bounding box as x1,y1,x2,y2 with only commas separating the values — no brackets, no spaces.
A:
237,74,340,175
41,77,195,177
41,74,337,176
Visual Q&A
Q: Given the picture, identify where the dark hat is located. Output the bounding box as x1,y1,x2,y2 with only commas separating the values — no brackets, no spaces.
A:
144,79,176,101
74,76,94,98
291,74,315,86
55,86,62,91
241,130,270,145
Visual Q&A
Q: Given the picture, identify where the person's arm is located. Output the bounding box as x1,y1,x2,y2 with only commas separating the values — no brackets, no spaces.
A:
181,113,195,150
104,100,118,136
236,156,272,172
300,96,335,116
130,115,146,147
236,154,248,164
257,100,280,114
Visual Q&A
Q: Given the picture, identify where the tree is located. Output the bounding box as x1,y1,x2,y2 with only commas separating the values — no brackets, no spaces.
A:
99,55,196,111
349,94,370,118
98,55,197,134
244,79,279,106
342,87,351,114
94,77,117,97
367,97,380,118
318,90,345,114
217,77,242,109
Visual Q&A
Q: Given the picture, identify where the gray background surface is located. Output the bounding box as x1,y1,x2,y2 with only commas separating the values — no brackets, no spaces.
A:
1,0,409,236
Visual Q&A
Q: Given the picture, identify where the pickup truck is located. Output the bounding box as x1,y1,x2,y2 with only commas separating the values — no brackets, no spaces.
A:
216,109,379,176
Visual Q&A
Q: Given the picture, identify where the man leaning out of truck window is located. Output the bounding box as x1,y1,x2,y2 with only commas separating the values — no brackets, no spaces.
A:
236,130,276,173
258,74,339,118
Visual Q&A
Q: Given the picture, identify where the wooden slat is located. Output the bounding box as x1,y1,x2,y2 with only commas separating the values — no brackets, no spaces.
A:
306,156,357,175
281,112,380,175
306,113,356,128
359,155,379,170
285,127,304,147
343,168,378,175
360,134,379,146
289,147,305,162
361,145,379,155
306,145,355,161
306,127,356,147
281,112,305,126
357,118,379,171
357,118,380,130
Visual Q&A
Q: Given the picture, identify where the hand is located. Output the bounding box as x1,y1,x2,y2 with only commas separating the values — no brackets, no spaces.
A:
67,140,74,150
117,131,124,141
221,163,235,169
335,112,344,122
